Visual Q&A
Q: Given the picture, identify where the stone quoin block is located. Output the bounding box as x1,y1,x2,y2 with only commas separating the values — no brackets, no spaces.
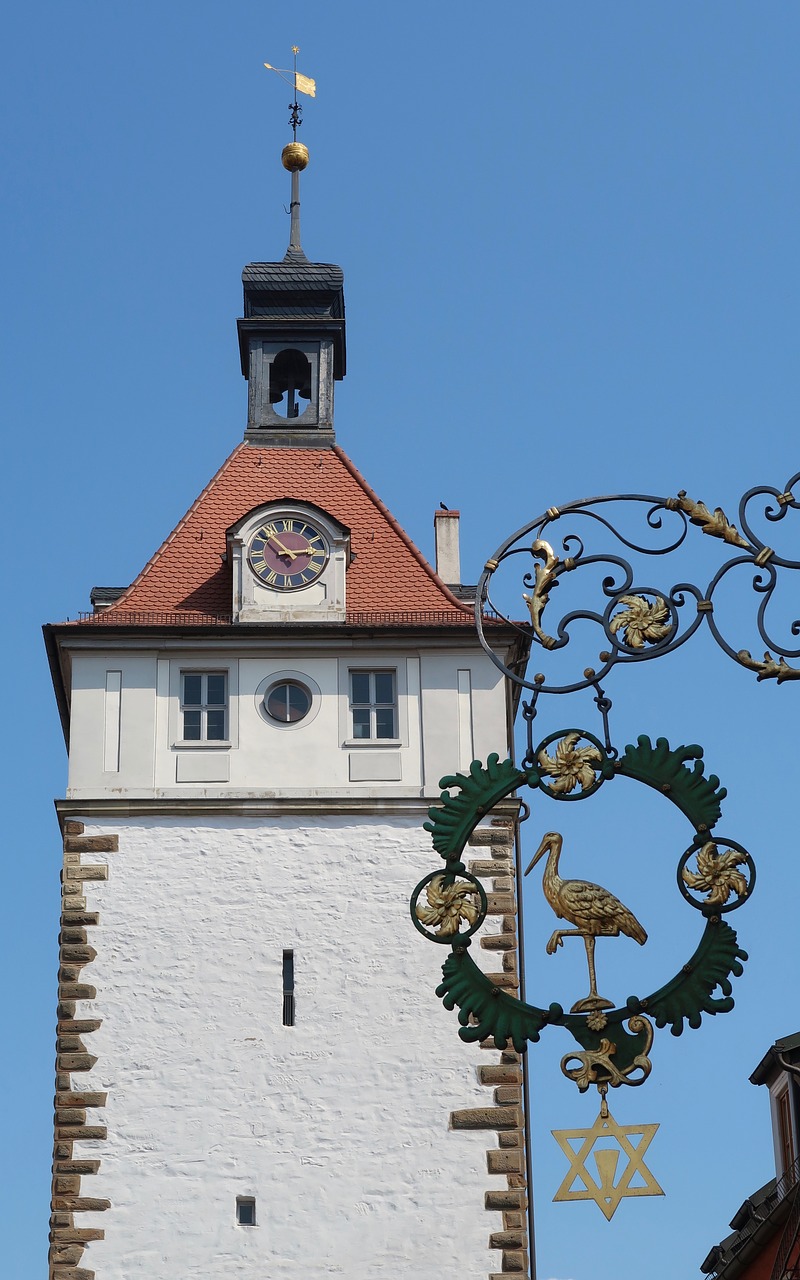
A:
50,1228,104,1243
60,912,99,928
499,1131,521,1148
499,1250,527,1272
480,934,517,950
52,1196,111,1213
485,894,515,915
56,1126,107,1141
56,1109,87,1126
61,945,98,964
489,1230,525,1250
478,1065,521,1086
485,971,519,990
63,834,118,854
469,860,513,877
55,1161,101,1176
65,865,109,882
450,1106,520,1131
487,1149,523,1175
57,1054,98,1072
485,1189,525,1211
50,1244,85,1265
492,877,514,892
468,829,512,846
56,1091,107,1109
494,1086,522,1106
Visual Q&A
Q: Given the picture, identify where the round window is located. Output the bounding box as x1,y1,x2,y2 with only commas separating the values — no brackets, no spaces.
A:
264,680,312,724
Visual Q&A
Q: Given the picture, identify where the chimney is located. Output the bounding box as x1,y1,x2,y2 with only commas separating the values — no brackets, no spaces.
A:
434,509,461,585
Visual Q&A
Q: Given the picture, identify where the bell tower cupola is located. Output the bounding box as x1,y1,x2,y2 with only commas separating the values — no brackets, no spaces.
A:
237,133,346,446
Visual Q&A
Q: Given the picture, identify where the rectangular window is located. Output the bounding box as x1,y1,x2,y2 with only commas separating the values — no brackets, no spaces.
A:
236,1196,256,1226
349,670,397,740
180,671,227,742
282,949,295,1026
778,1087,796,1178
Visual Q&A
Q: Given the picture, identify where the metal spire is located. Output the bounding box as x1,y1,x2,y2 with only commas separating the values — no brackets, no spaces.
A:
263,48,316,263
289,46,302,141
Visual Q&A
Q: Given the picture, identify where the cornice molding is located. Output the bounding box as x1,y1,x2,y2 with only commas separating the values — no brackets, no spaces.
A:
55,796,523,824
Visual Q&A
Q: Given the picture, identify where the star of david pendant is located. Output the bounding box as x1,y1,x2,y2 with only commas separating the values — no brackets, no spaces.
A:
552,1101,664,1220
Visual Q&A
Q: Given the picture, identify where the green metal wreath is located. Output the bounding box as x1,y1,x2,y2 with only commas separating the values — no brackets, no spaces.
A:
410,735,753,1087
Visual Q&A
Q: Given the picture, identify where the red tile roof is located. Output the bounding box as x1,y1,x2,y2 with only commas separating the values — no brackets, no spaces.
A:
93,444,473,625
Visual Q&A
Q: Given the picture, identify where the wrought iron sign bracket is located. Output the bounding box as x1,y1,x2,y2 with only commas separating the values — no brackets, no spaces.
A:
475,474,800,731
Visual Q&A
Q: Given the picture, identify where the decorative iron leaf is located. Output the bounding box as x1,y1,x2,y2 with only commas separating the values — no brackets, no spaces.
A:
617,735,726,830
435,949,552,1053
423,754,526,860
641,920,747,1036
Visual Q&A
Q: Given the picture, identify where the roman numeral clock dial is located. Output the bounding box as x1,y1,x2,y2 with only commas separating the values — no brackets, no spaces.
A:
248,517,330,591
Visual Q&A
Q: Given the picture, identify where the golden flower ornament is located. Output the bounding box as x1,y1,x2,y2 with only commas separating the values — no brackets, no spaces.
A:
681,841,749,906
609,594,671,649
586,1010,608,1032
415,874,481,936
537,732,604,794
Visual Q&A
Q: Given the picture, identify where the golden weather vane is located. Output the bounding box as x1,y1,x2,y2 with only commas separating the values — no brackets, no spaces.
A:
264,45,317,140
262,47,317,258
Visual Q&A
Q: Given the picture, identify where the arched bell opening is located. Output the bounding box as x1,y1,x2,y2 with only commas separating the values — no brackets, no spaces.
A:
269,348,312,420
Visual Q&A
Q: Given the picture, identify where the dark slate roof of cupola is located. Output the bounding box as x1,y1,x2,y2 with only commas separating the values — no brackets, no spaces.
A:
242,261,345,319
238,258,346,378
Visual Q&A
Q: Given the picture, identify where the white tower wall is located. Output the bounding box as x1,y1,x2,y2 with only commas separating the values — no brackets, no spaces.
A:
60,813,521,1279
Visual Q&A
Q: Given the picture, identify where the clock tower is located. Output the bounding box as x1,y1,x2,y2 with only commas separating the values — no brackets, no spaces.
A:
45,140,531,1280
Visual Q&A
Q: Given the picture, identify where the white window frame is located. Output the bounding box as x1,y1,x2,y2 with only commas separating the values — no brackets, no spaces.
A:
347,668,399,743
180,670,228,743
776,1084,797,1178
168,660,237,749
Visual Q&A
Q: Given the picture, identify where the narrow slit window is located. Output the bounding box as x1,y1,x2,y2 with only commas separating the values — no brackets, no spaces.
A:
282,949,295,1026
236,1196,256,1226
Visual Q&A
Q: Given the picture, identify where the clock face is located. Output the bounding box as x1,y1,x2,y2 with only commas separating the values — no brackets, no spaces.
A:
248,516,330,591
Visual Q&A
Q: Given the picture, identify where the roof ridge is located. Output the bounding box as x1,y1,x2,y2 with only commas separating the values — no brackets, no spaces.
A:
104,442,247,615
331,445,471,615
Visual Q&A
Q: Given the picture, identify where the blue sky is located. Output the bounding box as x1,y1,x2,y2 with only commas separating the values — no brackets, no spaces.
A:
2,3,799,1277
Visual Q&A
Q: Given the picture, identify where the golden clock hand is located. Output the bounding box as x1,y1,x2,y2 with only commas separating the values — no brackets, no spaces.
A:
269,535,305,562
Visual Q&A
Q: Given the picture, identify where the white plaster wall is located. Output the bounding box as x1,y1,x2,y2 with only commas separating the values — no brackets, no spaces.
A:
420,653,508,790
69,654,158,793
66,647,510,801
71,815,507,1279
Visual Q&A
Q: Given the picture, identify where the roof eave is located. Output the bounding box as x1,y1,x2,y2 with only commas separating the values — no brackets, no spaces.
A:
702,1191,791,1280
43,624,71,748
46,618,520,643
750,1031,800,1085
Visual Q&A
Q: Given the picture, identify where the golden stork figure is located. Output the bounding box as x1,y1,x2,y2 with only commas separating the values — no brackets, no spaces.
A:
525,831,647,1013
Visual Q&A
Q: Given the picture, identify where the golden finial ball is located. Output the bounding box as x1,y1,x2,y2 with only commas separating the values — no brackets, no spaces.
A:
282,142,309,172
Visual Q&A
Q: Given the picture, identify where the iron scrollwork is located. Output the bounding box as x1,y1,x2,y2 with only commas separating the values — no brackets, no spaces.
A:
476,473,800,697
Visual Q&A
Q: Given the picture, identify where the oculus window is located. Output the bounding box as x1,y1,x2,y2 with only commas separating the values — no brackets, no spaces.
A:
264,680,312,725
